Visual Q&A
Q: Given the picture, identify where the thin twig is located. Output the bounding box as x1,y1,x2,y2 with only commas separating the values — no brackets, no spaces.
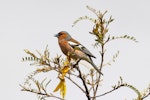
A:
65,76,85,93
20,85,65,100
141,87,150,100
93,43,104,99
73,59,91,100
94,84,125,98
76,67,91,100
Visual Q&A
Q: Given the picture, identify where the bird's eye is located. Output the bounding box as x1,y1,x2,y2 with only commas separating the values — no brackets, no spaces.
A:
59,33,62,36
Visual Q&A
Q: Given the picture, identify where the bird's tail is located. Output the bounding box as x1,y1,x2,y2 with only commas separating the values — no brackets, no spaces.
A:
87,60,103,75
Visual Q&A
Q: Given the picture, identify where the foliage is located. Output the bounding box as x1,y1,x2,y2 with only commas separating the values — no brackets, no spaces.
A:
20,6,150,100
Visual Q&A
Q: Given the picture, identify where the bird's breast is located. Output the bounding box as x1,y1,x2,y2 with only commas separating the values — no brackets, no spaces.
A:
59,40,74,56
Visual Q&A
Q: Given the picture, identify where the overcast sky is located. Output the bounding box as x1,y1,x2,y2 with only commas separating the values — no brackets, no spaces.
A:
0,0,150,100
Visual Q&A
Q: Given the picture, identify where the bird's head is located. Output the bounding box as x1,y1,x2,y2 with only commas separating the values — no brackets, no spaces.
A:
54,31,72,41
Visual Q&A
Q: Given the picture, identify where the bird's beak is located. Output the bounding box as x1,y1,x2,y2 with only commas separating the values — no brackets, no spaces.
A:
54,34,58,37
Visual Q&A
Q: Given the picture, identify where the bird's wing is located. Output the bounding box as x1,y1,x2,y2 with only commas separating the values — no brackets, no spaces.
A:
80,45,96,58
68,41,96,58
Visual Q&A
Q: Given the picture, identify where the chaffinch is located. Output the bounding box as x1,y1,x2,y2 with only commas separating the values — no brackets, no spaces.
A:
54,31,102,75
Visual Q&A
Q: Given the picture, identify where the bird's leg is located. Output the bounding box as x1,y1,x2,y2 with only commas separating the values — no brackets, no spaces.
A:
63,52,71,67
67,52,72,62
67,55,71,62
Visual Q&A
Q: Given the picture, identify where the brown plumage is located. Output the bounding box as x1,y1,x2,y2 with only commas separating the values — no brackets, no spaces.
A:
54,31,103,75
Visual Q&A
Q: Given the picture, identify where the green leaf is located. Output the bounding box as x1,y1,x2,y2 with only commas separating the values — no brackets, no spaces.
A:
72,16,97,27
110,35,138,42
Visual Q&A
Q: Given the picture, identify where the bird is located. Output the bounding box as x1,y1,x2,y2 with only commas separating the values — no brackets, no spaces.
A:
54,31,103,75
